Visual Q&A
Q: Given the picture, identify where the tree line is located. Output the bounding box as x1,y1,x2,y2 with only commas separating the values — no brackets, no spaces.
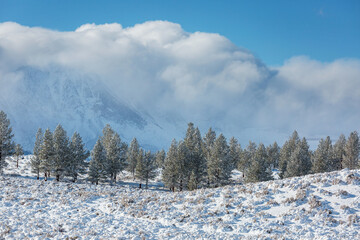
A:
1,110,359,191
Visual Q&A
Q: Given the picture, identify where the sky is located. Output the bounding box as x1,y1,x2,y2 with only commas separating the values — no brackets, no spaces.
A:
0,0,359,65
0,0,359,149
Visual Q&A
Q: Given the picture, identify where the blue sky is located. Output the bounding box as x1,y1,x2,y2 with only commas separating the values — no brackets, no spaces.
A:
1,0,359,65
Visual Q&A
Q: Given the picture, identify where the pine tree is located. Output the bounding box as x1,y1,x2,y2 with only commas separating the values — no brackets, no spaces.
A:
238,141,256,178
184,125,206,188
162,139,179,191
203,127,216,185
66,132,89,182
135,148,145,187
286,138,311,177
102,125,127,183
53,124,70,181
14,144,24,168
332,134,346,170
266,142,280,169
0,110,15,174
187,171,197,191
312,136,332,173
31,128,43,179
245,143,272,183
89,139,107,184
142,151,157,189
127,138,140,179
207,134,231,186
177,141,190,191
279,131,300,179
155,149,166,169
39,128,54,181
228,137,241,170
343,131,360,169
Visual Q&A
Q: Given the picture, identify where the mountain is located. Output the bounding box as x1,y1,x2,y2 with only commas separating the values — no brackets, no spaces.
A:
0,66,182,151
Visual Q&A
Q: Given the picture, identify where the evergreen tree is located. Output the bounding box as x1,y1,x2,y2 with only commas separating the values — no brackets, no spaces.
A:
155,149,166,169
0,110,15,174
312,136,332,173
286,138,311,177
102,125,127,183
39,128,54,181
266,142,280,169
343,131,360,169
31,128,43,179
66,132,89,182
53,124,70,181
245,143,273,183
162,139,179,191
184,125,206,188
14,144,24,168
142,151,157,189
237,141,256,178
127,138,140,179
177,141,190,191
135,148,145,186
279,131,300,179
228,137,241,170
332,134,346,170
207,134,231,186
203,127,216,185
188,171,197,191
89,139,107,184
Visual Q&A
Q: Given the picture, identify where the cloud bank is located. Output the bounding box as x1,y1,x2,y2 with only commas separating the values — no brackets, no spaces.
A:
0,21,359,147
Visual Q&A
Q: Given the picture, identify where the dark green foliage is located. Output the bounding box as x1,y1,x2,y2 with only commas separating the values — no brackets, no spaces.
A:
53,124,70,181
39,128,54,180
67,132,89,182
228,137,241,170
286,138,311,177
332,134,346,171
245,143,273,183
89,139,107,184
0,110,15,173
127,138,140,179
279,131,300,179
31,128,43,179
312,136,333,173
343,131,360,169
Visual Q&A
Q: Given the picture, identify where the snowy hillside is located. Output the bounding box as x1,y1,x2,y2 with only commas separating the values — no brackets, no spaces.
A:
1,156,359,239
0,66,183,152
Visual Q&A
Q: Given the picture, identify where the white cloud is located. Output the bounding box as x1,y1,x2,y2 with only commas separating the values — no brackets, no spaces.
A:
0,21,359,147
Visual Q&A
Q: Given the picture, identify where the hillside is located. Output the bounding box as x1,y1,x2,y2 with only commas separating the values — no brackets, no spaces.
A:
0,156,359,239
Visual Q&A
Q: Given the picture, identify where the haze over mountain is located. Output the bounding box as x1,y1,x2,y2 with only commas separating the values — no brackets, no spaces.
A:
0,21,359,151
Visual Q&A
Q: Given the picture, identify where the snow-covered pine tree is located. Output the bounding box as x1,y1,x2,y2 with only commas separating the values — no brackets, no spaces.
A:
177,141,190,191
332,134,346,170
31,128,43,179
155,149,166,169
0,110,15,174
187,170,197,191
89,139,107,184
207,134,231,186
312,136,332,173
127,138,140,179
162,139,179,191
184,124,206,188
135,148,145,187
39,128,54,181
102,125,127,183
343,131,360,169
285,137,311,177
67,132,89,182
228,137,241,170
142,151,157,189
203,127,216,185
14,144,24,168
53,124,70,181
237,141,256,178
245,143,272,183
279,131,300,179
266,142,280,169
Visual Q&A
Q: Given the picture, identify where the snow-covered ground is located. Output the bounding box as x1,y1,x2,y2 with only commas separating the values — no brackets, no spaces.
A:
1,156,359,239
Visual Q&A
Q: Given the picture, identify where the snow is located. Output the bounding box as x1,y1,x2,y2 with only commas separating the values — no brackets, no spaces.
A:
1,156,360,239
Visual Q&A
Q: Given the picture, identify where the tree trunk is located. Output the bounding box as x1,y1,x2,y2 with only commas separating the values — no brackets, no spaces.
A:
44,172,47,181
56,174,60,182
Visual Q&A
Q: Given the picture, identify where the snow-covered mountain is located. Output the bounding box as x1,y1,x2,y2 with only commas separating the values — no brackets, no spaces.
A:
0,66,182,151
1,156,359,239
